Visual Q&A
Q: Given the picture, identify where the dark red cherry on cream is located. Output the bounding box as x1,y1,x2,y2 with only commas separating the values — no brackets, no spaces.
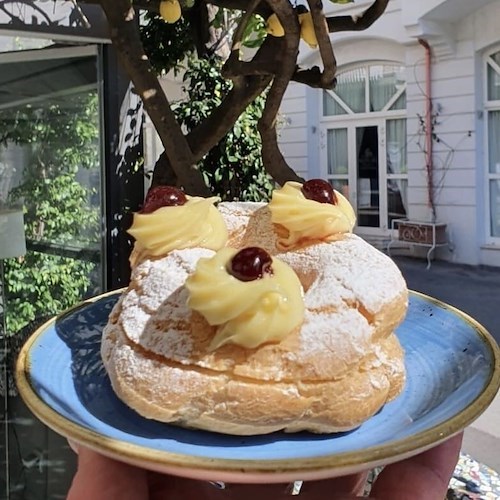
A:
228,247,274,282
301,179,337,205
141,186,187,213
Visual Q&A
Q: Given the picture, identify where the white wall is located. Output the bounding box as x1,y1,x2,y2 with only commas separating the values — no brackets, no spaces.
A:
403,0,500,266
463,1,500,266
404,38,478,264
277,83,309,179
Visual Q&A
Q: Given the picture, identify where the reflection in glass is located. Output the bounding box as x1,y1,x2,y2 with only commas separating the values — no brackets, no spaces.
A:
1,87,102,336
386,119,407,226
387,179,408,227
1,51,102,499
491,180,500,238
387,119,407,175
329,178,350,203
488,53,500,240
327,129,348,175
323,64,406,116
0,35,53,53
356,126,379,227
386,119,407,227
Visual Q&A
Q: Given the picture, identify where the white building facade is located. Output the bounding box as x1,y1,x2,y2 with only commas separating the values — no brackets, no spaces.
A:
279,0,500,267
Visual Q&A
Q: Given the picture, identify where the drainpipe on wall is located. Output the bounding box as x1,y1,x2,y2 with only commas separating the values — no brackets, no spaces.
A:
418,38,437,222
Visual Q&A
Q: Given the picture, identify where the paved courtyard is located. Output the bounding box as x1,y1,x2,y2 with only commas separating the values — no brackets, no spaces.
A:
393,256,500,345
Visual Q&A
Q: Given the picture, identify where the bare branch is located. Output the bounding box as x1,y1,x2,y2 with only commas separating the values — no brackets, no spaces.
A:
184,1,211,57
230,0,262,52
222,32,287,79
327,0,389,32
187,75,272,160
258,0,303,185
188,3,273,160
306,0,336,88
292,66,336,89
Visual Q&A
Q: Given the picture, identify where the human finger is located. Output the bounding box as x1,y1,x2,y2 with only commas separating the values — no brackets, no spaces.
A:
67,447,150,500
369,432,463,500
296,471,368,498
147,472,368,500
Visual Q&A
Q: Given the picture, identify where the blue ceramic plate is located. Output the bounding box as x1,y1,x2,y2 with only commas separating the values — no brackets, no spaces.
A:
16,291,500,483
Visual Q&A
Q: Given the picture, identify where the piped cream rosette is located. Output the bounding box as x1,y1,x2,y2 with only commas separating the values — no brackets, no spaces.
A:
268,181,356,250
185,247,305,350
127,196,228,266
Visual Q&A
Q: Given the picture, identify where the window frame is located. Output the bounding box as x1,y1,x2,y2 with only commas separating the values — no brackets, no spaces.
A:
322,61,407,118
485,47,500,243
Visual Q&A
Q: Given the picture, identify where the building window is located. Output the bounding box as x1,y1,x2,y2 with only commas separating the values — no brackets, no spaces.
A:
323,64,406,116
486,49,500,239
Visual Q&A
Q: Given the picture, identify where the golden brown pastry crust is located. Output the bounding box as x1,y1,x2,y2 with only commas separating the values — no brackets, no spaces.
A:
101,202,408,435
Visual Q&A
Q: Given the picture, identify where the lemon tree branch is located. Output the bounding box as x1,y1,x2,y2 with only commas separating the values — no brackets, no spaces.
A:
80,0,390,189
326,0,390,32
187,74,272,161
257,0,303,185
307,0,336,89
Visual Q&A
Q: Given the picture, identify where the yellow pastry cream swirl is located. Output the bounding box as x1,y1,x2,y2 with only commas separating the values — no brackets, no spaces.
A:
128,196,228,261
185,248,305,350
268,181,356,250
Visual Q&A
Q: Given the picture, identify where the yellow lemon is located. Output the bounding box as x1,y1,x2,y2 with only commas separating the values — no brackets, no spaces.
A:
299,12,318,48
266,13,285,37
159,0,182,24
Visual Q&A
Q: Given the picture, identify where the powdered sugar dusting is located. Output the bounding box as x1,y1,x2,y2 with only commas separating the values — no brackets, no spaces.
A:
108,201,407,383
219,202,277,253
218,202,263,235
299,308,371,356
119,248,214,355
113,342,206,398
278,234,407,314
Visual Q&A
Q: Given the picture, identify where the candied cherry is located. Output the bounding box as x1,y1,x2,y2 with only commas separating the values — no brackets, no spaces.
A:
228,247,274,282
141,185,187,213
301,179,337,205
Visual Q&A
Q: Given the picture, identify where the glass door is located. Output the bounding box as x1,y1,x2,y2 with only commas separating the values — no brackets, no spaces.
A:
0,43,103,499
356,125,380,228
323,119,407,232
386,118,408,228
325,127,349,198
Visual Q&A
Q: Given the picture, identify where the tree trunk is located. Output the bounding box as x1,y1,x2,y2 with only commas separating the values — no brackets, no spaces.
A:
99,0,210,195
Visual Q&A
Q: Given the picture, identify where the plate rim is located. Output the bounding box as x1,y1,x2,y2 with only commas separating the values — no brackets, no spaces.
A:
15,290,500,477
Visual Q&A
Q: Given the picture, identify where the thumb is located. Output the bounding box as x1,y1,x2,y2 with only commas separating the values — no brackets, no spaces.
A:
67,446,149,500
